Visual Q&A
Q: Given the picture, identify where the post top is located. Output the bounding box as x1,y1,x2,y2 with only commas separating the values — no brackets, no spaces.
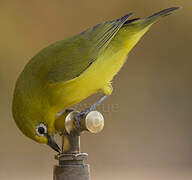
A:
65,110,104,134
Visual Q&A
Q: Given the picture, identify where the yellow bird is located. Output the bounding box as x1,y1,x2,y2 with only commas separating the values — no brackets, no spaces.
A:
12,7,180,152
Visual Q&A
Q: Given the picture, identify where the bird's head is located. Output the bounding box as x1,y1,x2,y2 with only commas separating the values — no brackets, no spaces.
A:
34,122,61,153
15,115,61,153
12,92,61,153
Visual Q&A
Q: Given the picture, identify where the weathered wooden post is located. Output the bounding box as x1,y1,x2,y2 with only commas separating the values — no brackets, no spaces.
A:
54,111,104,180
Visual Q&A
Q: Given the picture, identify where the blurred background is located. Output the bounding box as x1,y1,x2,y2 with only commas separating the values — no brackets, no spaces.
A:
0,0,191,180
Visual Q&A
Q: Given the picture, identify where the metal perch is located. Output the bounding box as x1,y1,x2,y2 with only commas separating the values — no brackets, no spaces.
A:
54,110,104,180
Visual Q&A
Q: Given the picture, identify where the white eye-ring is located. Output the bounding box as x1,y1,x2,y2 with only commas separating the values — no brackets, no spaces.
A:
35,123,47,137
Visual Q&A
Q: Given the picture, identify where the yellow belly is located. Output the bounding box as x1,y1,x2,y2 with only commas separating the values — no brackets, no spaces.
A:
49,26,150,113
49,48,128,112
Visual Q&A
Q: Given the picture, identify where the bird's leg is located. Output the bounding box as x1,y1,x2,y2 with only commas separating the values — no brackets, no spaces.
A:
81,95,108,115
75,83,113,128
75,95,109,127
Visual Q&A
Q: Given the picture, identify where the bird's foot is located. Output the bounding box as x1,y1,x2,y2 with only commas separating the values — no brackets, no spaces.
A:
74,112,85,129
74,95,109,129
74,106,95,128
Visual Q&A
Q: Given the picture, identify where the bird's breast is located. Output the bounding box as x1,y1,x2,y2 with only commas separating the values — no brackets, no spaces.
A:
48,46,128,112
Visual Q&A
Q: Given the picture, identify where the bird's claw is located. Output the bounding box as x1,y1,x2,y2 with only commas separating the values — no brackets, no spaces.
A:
74,112,85,129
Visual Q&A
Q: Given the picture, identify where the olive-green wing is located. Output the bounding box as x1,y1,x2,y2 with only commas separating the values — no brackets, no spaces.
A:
48,13,133,83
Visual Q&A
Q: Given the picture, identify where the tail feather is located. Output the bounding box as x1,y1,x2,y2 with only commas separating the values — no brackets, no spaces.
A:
124,7,181,28
146,7,180,25
147,7,180,19
115,7,180,53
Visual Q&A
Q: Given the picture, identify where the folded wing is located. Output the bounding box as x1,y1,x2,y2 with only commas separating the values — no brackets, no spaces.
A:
48,13,133,83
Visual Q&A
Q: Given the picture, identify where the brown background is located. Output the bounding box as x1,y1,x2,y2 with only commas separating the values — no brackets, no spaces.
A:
0,0,191,180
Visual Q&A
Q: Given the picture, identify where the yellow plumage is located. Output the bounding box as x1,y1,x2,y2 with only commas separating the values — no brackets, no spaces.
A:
50,26,151,112
12,7,179,151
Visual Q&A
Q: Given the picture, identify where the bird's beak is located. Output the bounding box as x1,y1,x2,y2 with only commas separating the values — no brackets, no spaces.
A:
46,134,61,153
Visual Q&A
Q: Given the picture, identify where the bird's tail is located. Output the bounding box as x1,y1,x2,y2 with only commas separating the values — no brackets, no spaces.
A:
142,7,180,27
124,7,180,29
115,7,180,53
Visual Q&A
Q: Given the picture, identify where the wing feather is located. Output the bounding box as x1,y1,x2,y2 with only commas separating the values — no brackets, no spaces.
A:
48,13,133,83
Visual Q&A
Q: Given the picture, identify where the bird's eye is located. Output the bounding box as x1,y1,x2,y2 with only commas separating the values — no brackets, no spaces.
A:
35,123,47,136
